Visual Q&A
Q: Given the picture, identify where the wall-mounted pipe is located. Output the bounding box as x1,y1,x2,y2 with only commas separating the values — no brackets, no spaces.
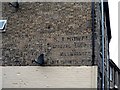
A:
106,36,110,90
101,0,105,90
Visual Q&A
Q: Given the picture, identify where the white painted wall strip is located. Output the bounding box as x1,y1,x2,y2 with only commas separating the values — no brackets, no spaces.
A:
1,66,98,88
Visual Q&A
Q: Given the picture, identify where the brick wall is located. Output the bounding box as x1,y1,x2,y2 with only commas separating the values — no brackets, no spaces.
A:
2,2,93,66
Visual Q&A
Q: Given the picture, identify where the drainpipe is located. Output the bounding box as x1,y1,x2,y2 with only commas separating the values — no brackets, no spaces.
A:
91,1,95,66
107,38,110,90
101,0,105,90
